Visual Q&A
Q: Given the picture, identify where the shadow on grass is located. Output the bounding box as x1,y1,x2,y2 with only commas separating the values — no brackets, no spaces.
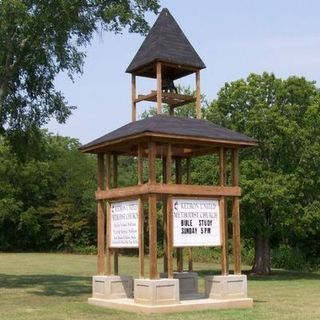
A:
0,274,91,297
197,269,320,281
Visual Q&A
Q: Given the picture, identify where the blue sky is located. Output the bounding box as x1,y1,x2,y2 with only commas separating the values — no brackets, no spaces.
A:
48,0,320,144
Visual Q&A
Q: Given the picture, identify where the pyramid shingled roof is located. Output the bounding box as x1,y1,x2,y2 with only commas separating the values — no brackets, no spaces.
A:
126,8,206,78
80,115,257,153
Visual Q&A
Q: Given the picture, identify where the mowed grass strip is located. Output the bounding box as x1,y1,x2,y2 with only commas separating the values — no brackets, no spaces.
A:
0,253,319,320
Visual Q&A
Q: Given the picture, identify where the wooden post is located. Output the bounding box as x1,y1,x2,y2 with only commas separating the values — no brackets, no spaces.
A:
169,106,174,116
148,142,157,279
106,201,111,275
138,144,144,185
156,62,162,114
186,157,193,272
175,158,183,272
138,144,145,278
132,74,136,121
167,195,173,279
232,148,241,275
113,154,118,188
166,144,172,184
163,155,168,273
138,197,144,278
105,153,112,275
196,70,201,119
219,147,229,275
97,153,105,274
166,145,173,278
113,154,119,275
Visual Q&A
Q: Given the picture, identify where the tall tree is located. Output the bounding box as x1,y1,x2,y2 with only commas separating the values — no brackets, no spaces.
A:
0,131,97,251
206,73,320,274
0,0,159,150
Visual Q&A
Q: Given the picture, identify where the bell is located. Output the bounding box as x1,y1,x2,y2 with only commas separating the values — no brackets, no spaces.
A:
162,78,178,93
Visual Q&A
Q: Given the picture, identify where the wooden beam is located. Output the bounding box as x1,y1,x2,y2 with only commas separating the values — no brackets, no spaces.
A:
167,195,173,278
97,184,146,199
148,142,156,183
105,201,111,275
176,158,183,272
138,197,144,278
105,154,112,275
220,196,228,275
175,158,182,184
196,71,201,119
170,97,196,108
157,62,162,114
232,148,241,274
135,91,195,105
219,147,226,186
148,142,157,279
132,74,136,121
232,148,239,186
97,154,105,274
165,143,172,275
185,147,219,158
113,154,118,188
97,153,105,190
160,61,199,73
105,153,112,190
138,144,144,185
96,184,242,200
112,155,118,275
219,147,229,275
97,200,105,275
136,91,156,103
166,144,172,184
186,157,193,272
149,193,157,279
232,197,241,274
163,156,168,273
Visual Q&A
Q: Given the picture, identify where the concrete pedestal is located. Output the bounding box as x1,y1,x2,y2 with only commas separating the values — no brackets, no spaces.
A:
160,272,198,295
205,275,248,300
92,275,133,299
134,278,180,305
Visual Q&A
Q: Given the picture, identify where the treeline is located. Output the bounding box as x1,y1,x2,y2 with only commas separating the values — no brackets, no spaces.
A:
1,73,320,273
0,134,97,252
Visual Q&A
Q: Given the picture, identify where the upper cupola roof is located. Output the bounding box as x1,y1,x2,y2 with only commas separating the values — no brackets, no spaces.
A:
126,8,206,79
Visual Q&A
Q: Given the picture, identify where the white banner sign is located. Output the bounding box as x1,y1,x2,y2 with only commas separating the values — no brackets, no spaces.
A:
110,200,139,248
173,198,221,247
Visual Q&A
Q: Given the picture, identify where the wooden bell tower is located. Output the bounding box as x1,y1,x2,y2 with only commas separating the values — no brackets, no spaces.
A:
126,8,206,121
82,7,256,312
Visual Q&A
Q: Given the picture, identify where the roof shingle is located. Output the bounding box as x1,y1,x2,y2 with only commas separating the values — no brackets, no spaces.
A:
126,8,206,76
80,115,257,152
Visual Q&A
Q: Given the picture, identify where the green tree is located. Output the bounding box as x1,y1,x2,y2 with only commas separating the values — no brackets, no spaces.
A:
0,0,159,150
41,135,97,251
206,73,320,274
0,131,97,251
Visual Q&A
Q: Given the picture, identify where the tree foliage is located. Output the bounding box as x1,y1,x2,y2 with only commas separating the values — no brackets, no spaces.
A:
0,0,159,149
206,73,320,273
0,131,97,251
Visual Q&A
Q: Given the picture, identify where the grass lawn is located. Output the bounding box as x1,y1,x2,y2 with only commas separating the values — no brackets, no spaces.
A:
0,253,319,320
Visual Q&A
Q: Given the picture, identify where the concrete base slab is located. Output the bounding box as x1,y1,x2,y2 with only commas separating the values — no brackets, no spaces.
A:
92,275,133,299
134,278,180,305
160,272,198,295
88,296,253,314
205,275,248,300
